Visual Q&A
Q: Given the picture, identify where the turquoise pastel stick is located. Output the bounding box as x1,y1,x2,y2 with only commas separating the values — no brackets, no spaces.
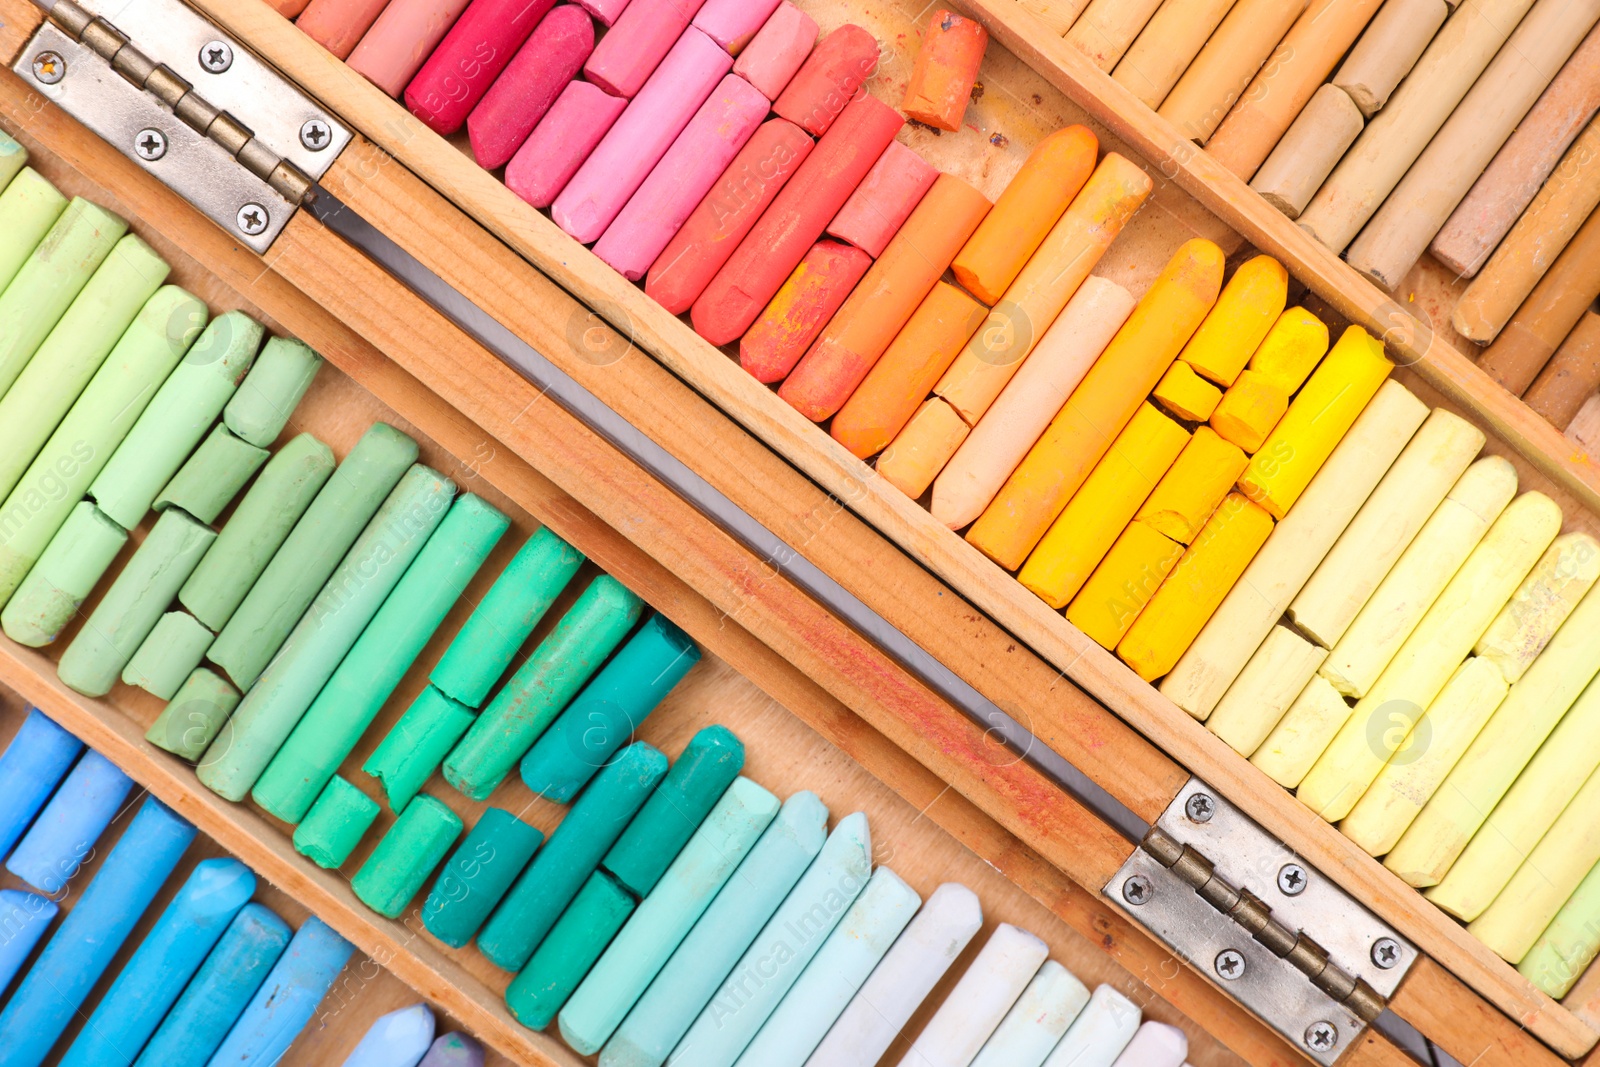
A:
123,611,214,699
601,791,829,1067
223,336,322,447
153,424,269,524
364,685,476,813
0,168,68,293
352,795,464,919
561,777,779,1055
59,857,255,1067
507,870,636,1030
6,748,132,894
0,707,82,857
340,1003,436,1067
293,776,380,870
0,129,25,190
207,916,354,1067
1,502,128,648
421,806,543,948
970,960,1092,1067
0,889,58,997
430,526,585,707
521,613,701,802
147,667,241,761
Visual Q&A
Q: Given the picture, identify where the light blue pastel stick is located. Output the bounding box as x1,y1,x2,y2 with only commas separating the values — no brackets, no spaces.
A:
1040,985,1141,1067
134,903,292,1067
0,796,195,1067
6,748,131,893
206,915,354,1067
60,857,256,1067
970,960,1091,1067
341,1003,436,1067
733,866,919,1067
418,1032,484,1067
0,889,58,997
601,791,829,1067
561,778,780,1055
0,708,81,857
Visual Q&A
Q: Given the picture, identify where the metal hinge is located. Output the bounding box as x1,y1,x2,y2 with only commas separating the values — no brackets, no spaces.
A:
1107,778,1417,1065
11,0,350,251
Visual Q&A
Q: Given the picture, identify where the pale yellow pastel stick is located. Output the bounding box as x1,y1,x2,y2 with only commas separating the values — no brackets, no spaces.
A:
1252,675,1353,788
1160,379,1427,719
1298,491,1562,823
1475,533,1600,683
1290,409,1485,648
1134,427,1246,544
1157,0,1313,144
1065,521,1183,650
1321,456,1518,698
1112,0,1238,110
877,398,970,501
1208,625,1328,756
1066,0,1165,70
1176,255,1288,387
1339,656,1508,857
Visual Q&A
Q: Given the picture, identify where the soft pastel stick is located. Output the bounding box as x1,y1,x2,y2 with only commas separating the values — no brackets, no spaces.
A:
422,807,543,947
467,6,595,171
1135,426,1248,544
1248,84,1365,220
224,336,322,449
969,961,1090,1067
0,169,68,293
896,923,1048,1067
574,0,628,25
772,25,880,136
364,686,476,812
353,795,464,918
1332,0,1447,117
154,425,269,524
0,890,57,996
1527,310,1600,429
693,0,780,52
507,872,635,1029
1110,1022,1187,1067
1,502,127,648
876,398,971,500
348,0,474,97
297,0,394,58
1476,205,1600,393
1251,675,1355,788
208,917,355,1065
1151,362,1221,422
1209,626,1327,760
733,3,817,100
902,9,988,130
585,0,714,98
0,129,26,192
1040,986,1140,1067
1176,255,1287,387
403,0,557,134
1476,532,1600,681
1155,0,1308,143
1111,0,1237,111
419,1033,486,1067
1066,0,1160,71
293,775,380,869
1520,856,1600,997
0,708,81,858
146,668,241,762
740,241,873,383
826,142,937,259
6,749,130,894
1066,522,1183,650
506,81,630,209
342,1004,437,1067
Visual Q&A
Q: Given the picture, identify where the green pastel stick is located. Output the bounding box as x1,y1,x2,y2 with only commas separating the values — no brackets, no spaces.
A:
223,337,322,447
430,527,586,707
147,667,241,760
0,169,68,292
207,423,417,688
603,724,744,897
507,871,635,1030
365,685,476,813
254,493,508,822
154,425,269,524
0,198,126,398
352,794,463,918
294,776,380,869
197,465,455,801
0,502,127,647
0,128,25,190
57,508,216,697
443,575,643,801
477,742,667,973
1520,859,1600,998
90,311,264,528
179,433,335,631
421,806,544,948
123,611,214,699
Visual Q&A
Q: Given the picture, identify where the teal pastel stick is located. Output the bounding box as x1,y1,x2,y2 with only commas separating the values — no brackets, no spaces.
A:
521,613,701,802
6,749,131,894
223,336,322,448
206,915,354,1067
364,685,476,813
153,424,269,524
603,724,744,897
123,611,214,699
1,502,128,648
561,777,779,1055
733,866,919,1067
477,742,667,973
340,1003,436,1067
0,129,24,190
421,806,543,948
444,574,643,801
970,960,1092,1067
147,668,241,761
506,871,635,1030
198,464,454,802
0,168,68,293
601,791,829,1067
0,889,57,997
253,493,507,822
352,795,464,919
0,707,82,856
293,776,380,870
59,857,255,1067
430,527,585,707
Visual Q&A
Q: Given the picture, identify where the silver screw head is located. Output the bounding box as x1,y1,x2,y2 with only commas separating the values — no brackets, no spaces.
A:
1277,862,1308,896
1371,937,1401,969
1121,875,1152,906
1214,949,1245,981
133,128,167,161
1185,792,1215,823
199,40,233,73
236,203,268,236
1305,1021,1338,1052
299,118,332,151
32,51,66,84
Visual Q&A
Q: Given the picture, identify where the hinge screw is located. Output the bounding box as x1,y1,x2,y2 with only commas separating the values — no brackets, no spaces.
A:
1277,862,1308,896
1305,1021,1338,1052
1371,937,1401,969
133,128,167,161
199,40,233,73
236,203,268,236
1214,949,1245,980
1185,792,1215,823
300,118,332,152
1121,875,1152,906
32,51,66,85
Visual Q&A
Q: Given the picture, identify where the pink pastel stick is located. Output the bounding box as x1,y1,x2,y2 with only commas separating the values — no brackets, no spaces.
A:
573,0,629,26
297,0,394,60
732,2,817,100
825,140,936,258
404,0,556,134
505,80,629,207
348,0,473,97
467,6,595,170
554,27,733,242
692,0,780,54
582,0,711,97
594,74,768,279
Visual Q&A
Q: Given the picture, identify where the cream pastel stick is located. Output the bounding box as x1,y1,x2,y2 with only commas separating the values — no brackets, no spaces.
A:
1248,84,1365,219
1251,675,1354,787
1065,0,1163,71
1156,0,1312,144
876,399,970,501
1475,532,1600,682
1331,0,1448,117
1111,0,1237,110
1207,625,1328,755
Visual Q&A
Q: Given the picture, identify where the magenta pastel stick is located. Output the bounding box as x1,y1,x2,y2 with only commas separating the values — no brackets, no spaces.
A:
692,0,780,54
582,0,713,98
554,27,734,243
506,81,629,208
593,74,768,279
573,0,629,26
826,140,937,258
403,0,557,134
348,0,473,97
467,5,595,170
732,1,817,100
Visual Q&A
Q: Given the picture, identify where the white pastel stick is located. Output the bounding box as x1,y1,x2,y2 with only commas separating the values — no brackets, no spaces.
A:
1041,985,1141,1067
341,1004,436,1067
969,960,1090,1067
897,923,1050,1067
1110,1021,1188,1067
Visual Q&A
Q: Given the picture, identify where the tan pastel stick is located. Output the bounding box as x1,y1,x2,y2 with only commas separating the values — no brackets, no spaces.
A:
1568,392,1600,459
1112,0,1238,110
1157,0,1311,144
1525,311,1600,429
1208,625,1328,755
877,398,970,500
1251,675,1354,787
1066,0,1165,71
1475,205,1600,392
1249,85,1366,218
1015,0,1094,35
1331,0,1449,117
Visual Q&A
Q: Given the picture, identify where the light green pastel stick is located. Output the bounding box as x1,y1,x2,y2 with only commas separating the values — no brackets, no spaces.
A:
0,128,25,190
90,310,264,529
0,286,206,608
1519,859,1600,998
197,465,456,801
0,502,127,647
57,508,216,697
179,433,335,631
207,423,417,689
0,238,170,504
123,611,215,699
253,493,508,822
294,776,380,869
364,686,476,813
224,337,322,447
0,169,68,292
147,667,241,760
154,425,269,524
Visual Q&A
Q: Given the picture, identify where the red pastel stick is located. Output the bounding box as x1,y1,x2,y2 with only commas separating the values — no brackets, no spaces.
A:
583,0,711,97
740,240,872,382
826,140,937,257
467,5,595,170
404,0,557,134
732,2,818,100
772,24,879,136
505,80,629,207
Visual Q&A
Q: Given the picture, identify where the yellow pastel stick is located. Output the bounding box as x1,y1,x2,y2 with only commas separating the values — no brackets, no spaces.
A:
1152,361,1222,421
967,238,1225,571
1249,307,1329,392
1208,625,1328,755
1475,532,1600,684
876,398,969,500
1066,521,1183,649
1116,492,1274,683
1177,254,1288,386
1017,404,1190,609
1251,675,1354,788
1135,426,1247,544
1238,325,1394,519
1209,370,1287,453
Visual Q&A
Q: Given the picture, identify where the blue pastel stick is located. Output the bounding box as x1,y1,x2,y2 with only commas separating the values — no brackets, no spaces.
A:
0,708,82,857
6,748,132,893
0,795,195,1067
206,915,354,1067
134,903,292,1067
418,1032,485,1067
0,889,58,997
341,1003,436,1067
60,857,256,1067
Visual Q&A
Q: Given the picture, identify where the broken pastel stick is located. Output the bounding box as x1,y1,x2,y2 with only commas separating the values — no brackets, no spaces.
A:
353,795,464,919
5,749,131,895
206,917,354,1065
506,871,636,1030
825,141,937,260
1,502,128,648
147,668,241,762
154,425,269,525
293,775,380,870
732,2,816,99
364,686,477,813
0,708,81,858
902,9,987,130
223,336,321,448
772,24,879,136
123,611,214,700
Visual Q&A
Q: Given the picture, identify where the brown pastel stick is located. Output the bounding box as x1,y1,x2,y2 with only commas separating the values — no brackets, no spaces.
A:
1249,84,1364,218
1567,392,1600,459
901,9,989,131
1112,0,1237,110
1475,204,1600,392
1156,0,1310,144
1065,0,1163,71
1524,311,1600,429
1331,0,1447,117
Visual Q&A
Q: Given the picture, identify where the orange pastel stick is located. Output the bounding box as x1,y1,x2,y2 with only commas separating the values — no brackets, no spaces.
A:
901,9,990,132
740,241,873,384
876,398,970,499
